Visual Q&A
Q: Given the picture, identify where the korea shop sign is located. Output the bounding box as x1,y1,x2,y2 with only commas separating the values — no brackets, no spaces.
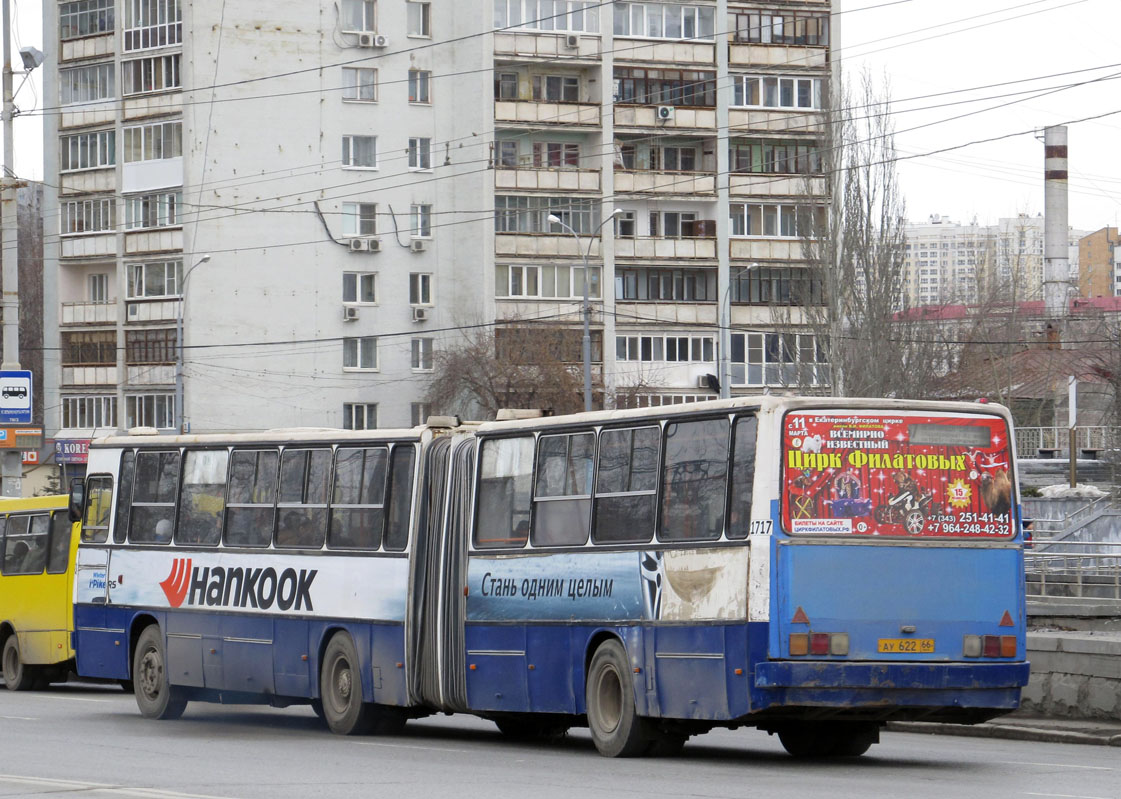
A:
782,411,1013,538
55,439,90,464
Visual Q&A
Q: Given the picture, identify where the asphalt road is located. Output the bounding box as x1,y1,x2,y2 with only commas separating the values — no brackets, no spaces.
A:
0,683,1118,799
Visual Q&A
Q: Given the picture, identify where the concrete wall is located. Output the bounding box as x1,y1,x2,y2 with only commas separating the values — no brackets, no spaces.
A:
1022,632,1121,721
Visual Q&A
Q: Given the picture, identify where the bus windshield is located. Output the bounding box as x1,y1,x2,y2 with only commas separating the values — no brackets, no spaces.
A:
782,410,1013,538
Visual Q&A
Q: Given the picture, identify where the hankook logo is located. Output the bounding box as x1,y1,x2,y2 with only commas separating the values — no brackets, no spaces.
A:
159,558,317,612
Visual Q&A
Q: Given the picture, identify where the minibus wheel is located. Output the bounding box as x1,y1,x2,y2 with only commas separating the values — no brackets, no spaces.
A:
2,636,38,691
585,639,647,757
133,625,187,720
321,632,376,734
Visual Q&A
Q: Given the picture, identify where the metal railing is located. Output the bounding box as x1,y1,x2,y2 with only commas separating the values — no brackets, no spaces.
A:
1025,541,1121,600
1015,426,1119,459
1029,495,1114,538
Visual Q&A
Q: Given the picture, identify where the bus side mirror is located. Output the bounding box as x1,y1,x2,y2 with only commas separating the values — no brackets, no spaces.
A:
69,477,86,523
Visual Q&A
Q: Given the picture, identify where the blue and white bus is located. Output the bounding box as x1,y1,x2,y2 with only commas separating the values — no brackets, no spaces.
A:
71,397,1029,757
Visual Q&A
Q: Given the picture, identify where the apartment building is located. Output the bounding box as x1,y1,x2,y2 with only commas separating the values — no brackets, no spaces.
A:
1077,227,1120,298
42,0,832,451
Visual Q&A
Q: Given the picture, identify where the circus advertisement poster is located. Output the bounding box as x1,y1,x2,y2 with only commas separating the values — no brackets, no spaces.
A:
781,411,1014,538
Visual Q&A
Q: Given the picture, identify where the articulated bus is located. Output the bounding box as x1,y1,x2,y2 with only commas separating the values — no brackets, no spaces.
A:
1,495,80,690
70,397,1029,757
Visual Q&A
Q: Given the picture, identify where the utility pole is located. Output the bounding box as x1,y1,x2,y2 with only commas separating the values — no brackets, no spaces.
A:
2,0,22,496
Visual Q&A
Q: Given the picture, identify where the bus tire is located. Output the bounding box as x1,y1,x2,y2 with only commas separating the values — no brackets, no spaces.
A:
493,716,570,742
320,632,375,735
133,625,187,720
2,636,38,691
833,722,878,757
585,639,648,757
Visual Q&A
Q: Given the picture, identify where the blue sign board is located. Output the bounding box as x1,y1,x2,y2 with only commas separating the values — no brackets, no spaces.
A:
0,370,32,424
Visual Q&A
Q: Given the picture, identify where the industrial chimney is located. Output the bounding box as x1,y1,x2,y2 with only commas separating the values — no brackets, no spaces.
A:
1043,126,1069,318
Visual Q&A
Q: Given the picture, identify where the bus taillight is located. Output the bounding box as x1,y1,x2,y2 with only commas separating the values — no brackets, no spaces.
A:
964,635,1017,658
789,633,848,657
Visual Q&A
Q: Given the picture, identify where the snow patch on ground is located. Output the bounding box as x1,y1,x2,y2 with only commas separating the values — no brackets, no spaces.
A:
1037,484,1110,499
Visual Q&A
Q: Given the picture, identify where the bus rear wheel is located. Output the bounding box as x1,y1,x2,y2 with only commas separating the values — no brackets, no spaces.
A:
585,639,648,757
777,722,877,758
2,636,38,691
320,632,407,735
133,625,187,720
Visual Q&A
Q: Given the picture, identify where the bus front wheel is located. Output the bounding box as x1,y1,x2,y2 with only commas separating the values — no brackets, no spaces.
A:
2,636,38,691
133,626,187,720
585,639,648,757
321,632,397,735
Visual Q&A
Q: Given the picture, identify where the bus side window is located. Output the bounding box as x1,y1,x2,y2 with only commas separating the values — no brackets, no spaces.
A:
0,514,5,561
176,450,229,547
2,515,30,574
81,476,114,544
114,450,136,544
384,445,416,552
532,432,594,547
48,511,72,574
130,452,180,544
225,449,278,548
660,418,729,542
329,447,388,550
593,426,659,544
475,436,534,549
24,515,50,574
276,449,330,549
727,415,757,540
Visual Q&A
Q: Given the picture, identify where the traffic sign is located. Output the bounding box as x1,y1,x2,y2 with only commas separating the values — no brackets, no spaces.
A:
0,370,33,424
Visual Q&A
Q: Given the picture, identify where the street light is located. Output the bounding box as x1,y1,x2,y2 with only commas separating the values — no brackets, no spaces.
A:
546,208,623,413
175,254,211,433
719,263,760,399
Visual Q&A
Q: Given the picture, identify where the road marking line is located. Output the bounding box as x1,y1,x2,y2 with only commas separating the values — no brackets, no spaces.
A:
348,740,474,754
1025,793,1113,799
999,761,1113,771
0,715,37,721
0,774,235,799
27,693,114,703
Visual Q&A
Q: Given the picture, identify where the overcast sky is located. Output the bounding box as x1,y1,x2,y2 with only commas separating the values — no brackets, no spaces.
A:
5,0,1119,231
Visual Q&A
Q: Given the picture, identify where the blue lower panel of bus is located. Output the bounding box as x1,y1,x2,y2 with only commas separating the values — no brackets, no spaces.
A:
75,605,407,705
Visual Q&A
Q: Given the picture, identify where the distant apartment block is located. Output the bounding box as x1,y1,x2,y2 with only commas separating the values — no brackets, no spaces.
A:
1077,227,1120,298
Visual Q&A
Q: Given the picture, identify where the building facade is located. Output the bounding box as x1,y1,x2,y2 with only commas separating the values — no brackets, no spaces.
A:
42,0,832,446
1077,226,1120,298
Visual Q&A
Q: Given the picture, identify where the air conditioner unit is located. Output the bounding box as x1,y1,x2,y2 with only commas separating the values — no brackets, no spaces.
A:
342,306,359,322
357,32,387,48
412,307,430,322
564,33,580,49
348,238,369,252
410,239,427,253
696,375,711,389
656,105,674,122
368,237,381,252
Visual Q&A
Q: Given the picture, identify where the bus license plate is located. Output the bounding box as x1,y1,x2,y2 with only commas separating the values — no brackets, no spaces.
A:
877,638,935,654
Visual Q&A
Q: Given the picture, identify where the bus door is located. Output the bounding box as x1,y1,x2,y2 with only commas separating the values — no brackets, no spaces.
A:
74,475,127,677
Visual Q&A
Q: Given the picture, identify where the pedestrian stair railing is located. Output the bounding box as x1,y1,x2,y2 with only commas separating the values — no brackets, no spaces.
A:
1015,426,1119,459
1025,541,1121,601
1029,495,1115,541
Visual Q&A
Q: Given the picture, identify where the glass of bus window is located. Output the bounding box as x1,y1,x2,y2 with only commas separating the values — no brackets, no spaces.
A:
276,448,330,549
24,515,51,573
2,515,30,574
660,418,729,542
2,515,48,575
328,447,388,550
225,450,278,548
532,432,594,547
129,452,179,544
593,426,659,544
82,476,115,543
384,445,416,552
48,512,72,574
727,415,757,540
475,436,534,549
113,450,135,544
176,450,229,547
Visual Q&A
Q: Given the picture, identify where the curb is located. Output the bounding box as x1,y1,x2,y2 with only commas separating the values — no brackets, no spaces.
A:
887,721,1121,747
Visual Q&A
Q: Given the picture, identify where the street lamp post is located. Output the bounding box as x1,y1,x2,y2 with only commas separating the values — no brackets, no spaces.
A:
546,209,622,413
175,254,211,433
719,263,759,399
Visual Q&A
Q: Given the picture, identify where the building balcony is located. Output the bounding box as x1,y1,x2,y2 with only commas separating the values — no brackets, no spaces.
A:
495,167,600,193
61,33,114,62
615,236,717,261
493,31,601,61
614,105,716,130
126,299,180,323
615,169,715,196
61,301,118,326
729,237,808,261
60,233,116,260
124,91,182,121
127,364,175,386
729,173,827,198
729,108,824,135
613,360,719,392
614,39,715,65
495,232,601,258
495,299,602,324
729,43,828,69
615,301,716,326
494,100,600,128
125,228,183,255
62,365,118,387
61,101,115,130
60,168,116,195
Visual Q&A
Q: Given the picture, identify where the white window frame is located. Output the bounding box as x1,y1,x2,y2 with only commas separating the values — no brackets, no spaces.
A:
410,204,432,238
123,120,182,163
406,1,431,37
408,137,432,170
408,69,431,104
123,0,182,51
494,0,600,33
124,191,182,230
410,402,431,427
342,67,378,102
729,203,818,239
88,273,111,303
62,394,118,429
732,75,822,110
342,135,378,169
496,263,602,299
409,273,432,306
126,393,175,429
343,272,377,305
729,332,827,387
61,197,116,235
411,337,434,371
122,54,181,96
60,130,116,172
612,2,715,41
60,0,115,41
342,202,377,236
343,337,379,371
343,403,378,430
615,334,714,363
60,63,115,105
127,260,182,299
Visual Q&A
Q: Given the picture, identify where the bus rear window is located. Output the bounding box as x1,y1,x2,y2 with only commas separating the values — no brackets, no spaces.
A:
782,411,1013,538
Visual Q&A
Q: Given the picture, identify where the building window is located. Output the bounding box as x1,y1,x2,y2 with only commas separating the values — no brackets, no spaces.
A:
532,74,578,102
125,328,177,364
343,404,378,430
60,63,115,105
732,76,822,110
342,67,377,101
408,137,432,170
408,70,431,103
411,338,434,371
61,130,115,172
732,11,829,46
612,3,715,40
124,191,182,230
410,204,432,237
343,272,377,304
730,138,821,174
127,260,182,299
122,54,181,95
494,72,518,100
494,0,600,32
652,211,697,238
532,142,579,168
123,0,182,51
61,197,115,235
729,332,827,387
341,0,376,32
660,145,697,171
495,195,598,234
61,331,117,366
342,135,378,169
615,211,636,238
342,202,377,236
616,335,714,363
62,395,118,429
89,273,110,303
729,203,823,238
60,0,115,40
730,266,824,306
409,273,432,305
126,393,175,429
496,264,601,300
343,337,378,370
406,1,430,36
123,121,182,163
496,140,519,167
613,67,716,107
410,402,430,427
615,268,713,301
